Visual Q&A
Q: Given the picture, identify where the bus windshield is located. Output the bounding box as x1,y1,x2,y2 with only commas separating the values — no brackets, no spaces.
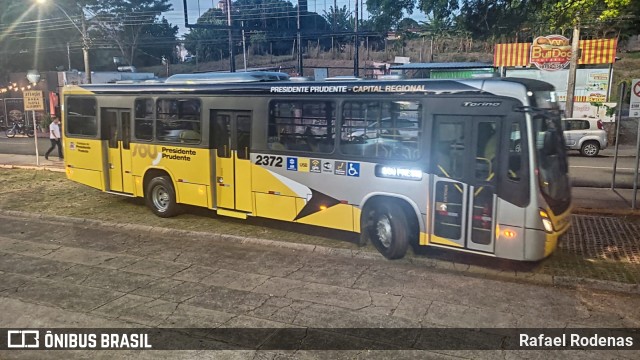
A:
533,112,571,213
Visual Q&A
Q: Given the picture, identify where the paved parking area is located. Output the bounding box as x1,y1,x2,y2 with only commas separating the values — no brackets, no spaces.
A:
565,215,640,264
0,214,639,358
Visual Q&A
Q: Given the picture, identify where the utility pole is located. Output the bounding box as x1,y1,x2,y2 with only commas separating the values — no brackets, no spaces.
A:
66,42,71,70
565,24,581,118
81,11,91,84
241,20,247,71
296,1,303,75
162,56,169,77
332,0,336,55
353,0,359,77
226,0,235,72
37,2,91,81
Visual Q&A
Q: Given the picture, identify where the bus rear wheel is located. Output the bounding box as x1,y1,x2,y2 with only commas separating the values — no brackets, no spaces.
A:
367,202,409,259
145,176,180,218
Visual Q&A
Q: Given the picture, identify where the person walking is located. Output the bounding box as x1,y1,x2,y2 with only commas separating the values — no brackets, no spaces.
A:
45,117,63,160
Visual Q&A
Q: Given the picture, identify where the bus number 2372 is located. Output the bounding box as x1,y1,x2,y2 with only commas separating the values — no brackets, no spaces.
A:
255,155,283,167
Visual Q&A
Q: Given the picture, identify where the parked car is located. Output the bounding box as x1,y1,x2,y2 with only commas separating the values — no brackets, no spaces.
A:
561,118,607,157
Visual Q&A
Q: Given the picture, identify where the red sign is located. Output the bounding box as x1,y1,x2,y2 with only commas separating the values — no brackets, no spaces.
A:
633,81,640,98
530,35,572,71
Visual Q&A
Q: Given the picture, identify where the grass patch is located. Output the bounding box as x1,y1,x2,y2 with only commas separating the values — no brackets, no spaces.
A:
0,169,360,250
1,168,638,285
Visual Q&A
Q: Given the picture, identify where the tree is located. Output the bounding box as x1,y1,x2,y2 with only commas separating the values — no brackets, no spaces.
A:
323,5,353,33
249,31,268,55
543,0,631,29
183,8,230,62
418,1,547,40
418,0,459,23
136,17,179,66
366,0,417,32
542,0,631,117
0,1,84,76
86,0,173,66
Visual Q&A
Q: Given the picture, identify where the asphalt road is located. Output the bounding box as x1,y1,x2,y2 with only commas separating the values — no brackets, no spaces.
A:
0,135,51,156
0,136,638,187
568,147,639,188
0,214,638,358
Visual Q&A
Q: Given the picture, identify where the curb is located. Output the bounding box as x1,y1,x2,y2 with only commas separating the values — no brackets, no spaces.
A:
0,164,65,173
1,209,638,295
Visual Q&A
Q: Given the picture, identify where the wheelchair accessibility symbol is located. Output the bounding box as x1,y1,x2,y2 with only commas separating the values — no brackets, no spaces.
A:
346,162,360,177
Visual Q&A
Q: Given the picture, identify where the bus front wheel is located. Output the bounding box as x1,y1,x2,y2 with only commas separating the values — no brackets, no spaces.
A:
145,176,180,218
367,202,409,259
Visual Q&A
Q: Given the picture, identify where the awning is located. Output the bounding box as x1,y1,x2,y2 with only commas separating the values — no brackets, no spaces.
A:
494,39,617,67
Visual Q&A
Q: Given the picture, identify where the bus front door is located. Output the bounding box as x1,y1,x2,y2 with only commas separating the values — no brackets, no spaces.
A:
102,108,133,194
430,116,499,253
211,110,252,212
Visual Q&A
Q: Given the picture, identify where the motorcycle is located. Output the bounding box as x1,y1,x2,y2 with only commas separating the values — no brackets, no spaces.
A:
5,121,34,138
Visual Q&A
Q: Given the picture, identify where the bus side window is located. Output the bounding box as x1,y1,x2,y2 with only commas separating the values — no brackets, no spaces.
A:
212,113,231,158
66,97,98,137
433,121,464,180
156,98,201,144
268,101,335,153
508,122,522,181
134,98,153,141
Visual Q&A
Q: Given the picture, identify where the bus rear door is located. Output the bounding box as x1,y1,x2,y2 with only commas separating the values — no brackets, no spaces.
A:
430,114,500,254
211,110,253,213
102,108,133,194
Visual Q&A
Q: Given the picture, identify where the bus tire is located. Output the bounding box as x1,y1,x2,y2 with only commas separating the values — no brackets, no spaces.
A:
367,202,409,259
145,176,180,218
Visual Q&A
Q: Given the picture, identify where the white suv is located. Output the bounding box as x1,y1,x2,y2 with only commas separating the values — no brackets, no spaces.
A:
561,118,608,157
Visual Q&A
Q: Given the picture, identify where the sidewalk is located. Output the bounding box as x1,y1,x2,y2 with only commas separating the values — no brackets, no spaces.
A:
0,153,639,213
571,187,640,215
599,144,639,157
0,153,64,172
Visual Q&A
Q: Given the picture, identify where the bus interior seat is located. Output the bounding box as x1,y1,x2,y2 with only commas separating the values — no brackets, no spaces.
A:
316,141,334,153
269,142,287,151
363,143,390,158
179,130,200,143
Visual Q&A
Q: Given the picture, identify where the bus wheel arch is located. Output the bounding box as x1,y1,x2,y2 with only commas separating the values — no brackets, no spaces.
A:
360,195,420,259
143,169,180,217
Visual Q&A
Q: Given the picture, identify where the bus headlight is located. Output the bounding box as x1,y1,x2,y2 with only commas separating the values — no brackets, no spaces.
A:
539,209,554,233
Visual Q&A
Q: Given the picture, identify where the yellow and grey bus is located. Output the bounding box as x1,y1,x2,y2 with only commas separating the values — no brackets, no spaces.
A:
62,72,571,261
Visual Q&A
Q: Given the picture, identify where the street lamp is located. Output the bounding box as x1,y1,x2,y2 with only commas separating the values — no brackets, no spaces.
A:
26,70,41,85
36,0,92,83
